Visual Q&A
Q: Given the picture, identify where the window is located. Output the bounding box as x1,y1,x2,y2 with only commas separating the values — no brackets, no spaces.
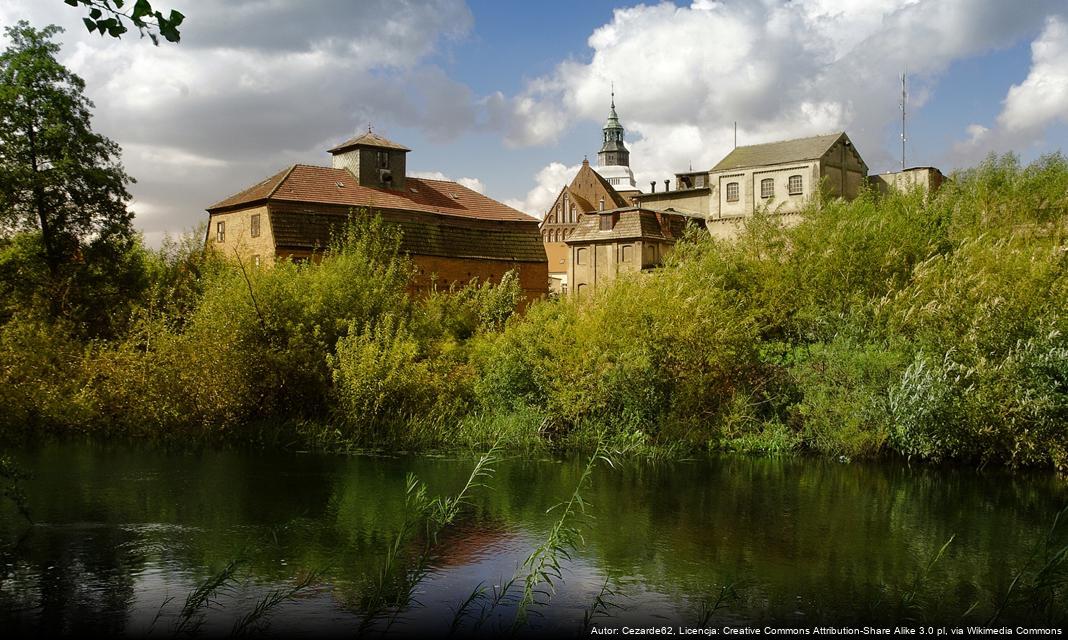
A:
621,245,632,262
252,255,261,267
576,248,588,265
599,214,614,231
726,182,739,202
599,197,605,211
250,213,261,238
377,151,389,169
695,175,706,188
216,221,225,243
761,178,774,199
570,204,576,222
788,174,803,195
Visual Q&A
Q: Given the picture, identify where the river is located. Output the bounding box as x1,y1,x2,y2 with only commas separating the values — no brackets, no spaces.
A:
0,441,1064,636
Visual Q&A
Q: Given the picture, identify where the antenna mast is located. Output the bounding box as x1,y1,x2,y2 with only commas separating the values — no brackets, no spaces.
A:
900,70,907,171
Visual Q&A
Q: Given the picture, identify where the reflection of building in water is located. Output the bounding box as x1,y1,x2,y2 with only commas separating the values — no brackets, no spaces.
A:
431,519,517,568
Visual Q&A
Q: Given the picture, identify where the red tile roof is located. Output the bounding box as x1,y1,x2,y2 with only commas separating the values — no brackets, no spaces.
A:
207,164,537,223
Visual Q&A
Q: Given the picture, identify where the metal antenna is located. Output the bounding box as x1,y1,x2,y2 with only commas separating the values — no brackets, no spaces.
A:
900,69,907,171
734,121,737,149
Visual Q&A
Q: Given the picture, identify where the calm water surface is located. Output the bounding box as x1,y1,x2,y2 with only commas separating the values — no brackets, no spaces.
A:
0,441,1065,636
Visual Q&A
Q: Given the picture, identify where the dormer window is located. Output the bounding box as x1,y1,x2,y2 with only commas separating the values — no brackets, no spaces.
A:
599,213,616,231
377,151,389,169
726,182,740,202
599,197,605,211
788,175,803,195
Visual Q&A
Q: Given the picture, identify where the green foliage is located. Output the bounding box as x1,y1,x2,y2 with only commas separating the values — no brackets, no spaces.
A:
0,21,145,337
64,0,185,44
1,152,1067,469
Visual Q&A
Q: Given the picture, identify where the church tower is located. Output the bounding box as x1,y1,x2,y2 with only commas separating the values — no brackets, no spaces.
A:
594,88,638,192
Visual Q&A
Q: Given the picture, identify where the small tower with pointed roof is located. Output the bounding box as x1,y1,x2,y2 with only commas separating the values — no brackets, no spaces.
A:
328,129,411,190
594,87,638,192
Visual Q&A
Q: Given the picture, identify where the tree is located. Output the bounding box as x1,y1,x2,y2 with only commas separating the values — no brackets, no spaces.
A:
0,21,134,276
63,0,184,45
0,21,144,335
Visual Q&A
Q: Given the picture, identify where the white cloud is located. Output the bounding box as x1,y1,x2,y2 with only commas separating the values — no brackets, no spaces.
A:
999,16,1068,134
409,171,486,194
503,162,581,218
500,0,1064,202
0,0,477,243
952,15,1068,164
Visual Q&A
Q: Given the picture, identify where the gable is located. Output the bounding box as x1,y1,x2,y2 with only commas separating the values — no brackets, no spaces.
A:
568,162,629,211
712,133,845,172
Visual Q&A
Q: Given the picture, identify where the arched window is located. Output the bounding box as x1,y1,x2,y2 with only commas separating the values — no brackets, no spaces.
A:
726,182,740,202
761,178,774,199
788,175,803,195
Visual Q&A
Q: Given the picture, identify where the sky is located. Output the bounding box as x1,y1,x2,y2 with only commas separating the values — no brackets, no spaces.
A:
1,0,1067,245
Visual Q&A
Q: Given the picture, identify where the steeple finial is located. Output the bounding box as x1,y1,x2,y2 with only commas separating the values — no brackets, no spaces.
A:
367,122,372,133
611,81,615,109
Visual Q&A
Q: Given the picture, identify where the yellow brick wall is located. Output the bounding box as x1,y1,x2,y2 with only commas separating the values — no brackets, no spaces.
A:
205,205,275,265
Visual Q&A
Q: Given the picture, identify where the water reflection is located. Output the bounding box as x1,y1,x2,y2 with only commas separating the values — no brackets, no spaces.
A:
0,442,1064,636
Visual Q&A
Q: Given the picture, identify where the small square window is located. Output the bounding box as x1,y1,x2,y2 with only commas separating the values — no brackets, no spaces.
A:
726,182,739,202
250,213,261,238
216,221,225,243
788,175,803,195
252,255,261,267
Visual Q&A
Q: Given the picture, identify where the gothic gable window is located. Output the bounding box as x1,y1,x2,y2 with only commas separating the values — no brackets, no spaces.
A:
788,175,803,195
726,182,740,202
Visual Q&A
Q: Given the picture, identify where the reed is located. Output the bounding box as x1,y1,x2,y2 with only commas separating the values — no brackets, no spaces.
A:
230,569,321,637
357,442,502,634
174,559,243,635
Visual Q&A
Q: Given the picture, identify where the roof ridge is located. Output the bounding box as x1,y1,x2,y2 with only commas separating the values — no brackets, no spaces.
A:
266,164,299,199
736,131,843,149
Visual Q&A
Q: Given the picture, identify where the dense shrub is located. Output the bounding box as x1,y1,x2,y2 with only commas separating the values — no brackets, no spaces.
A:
1,154,1067,468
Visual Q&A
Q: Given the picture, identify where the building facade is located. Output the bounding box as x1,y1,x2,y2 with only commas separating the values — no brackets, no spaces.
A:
565,206,705,296
540,159,631,294
637,132,869,238
870,166,946,194
206,131,549,302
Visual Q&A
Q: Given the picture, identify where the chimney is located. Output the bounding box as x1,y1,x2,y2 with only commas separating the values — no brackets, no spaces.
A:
650,181,656,193
664,179,670,192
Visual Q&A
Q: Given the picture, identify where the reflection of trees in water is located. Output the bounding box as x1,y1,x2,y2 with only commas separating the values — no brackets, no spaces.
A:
0,444,1065,632
0,523,144,635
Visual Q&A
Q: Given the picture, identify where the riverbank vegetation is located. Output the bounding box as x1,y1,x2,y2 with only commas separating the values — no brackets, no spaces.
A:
1,152,1066,469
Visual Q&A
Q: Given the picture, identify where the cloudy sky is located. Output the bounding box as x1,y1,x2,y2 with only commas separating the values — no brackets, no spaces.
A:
2,0,1067,244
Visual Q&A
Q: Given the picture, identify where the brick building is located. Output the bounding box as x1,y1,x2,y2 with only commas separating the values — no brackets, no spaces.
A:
540,159,631,294
566,206,705,296
206,131,548,302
